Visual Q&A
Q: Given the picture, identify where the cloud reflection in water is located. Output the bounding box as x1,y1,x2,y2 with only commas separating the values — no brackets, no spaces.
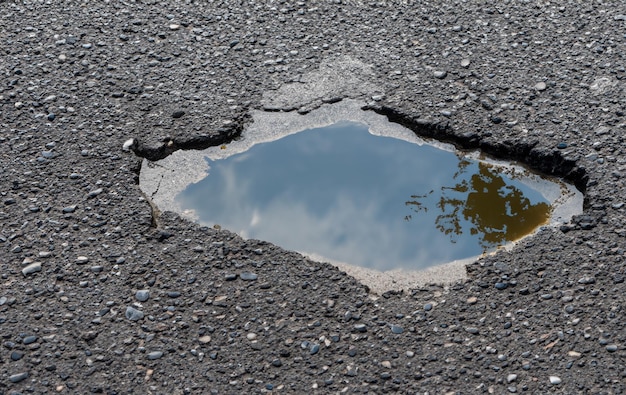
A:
177,122,551,271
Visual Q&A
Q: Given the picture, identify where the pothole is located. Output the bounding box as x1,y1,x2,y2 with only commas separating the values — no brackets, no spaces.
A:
139,100,583,293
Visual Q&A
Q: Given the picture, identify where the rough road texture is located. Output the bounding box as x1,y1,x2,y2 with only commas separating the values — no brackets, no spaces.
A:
1,1,625,394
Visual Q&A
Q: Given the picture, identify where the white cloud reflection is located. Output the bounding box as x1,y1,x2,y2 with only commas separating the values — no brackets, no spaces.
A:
179,166,477,272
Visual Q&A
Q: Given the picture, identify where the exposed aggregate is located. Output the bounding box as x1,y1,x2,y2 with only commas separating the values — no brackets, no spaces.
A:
1,1,625,394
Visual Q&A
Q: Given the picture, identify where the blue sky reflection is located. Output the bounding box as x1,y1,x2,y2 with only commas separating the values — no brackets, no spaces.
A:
177,122,551,271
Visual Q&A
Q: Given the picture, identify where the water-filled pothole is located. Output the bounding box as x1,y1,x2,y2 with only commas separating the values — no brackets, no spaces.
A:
178,121,555,270
139,100,583,291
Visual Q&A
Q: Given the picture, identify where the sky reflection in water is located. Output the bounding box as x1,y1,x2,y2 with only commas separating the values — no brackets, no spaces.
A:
177,122,551,271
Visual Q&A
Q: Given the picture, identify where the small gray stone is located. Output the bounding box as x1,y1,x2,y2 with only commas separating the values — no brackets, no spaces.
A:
23,335,37,345
507,373,518,383
534,82,547,91
125,306,144,321
122,138,135,152
321,96,342,104
465,327,479,334
22,262,42,276
310,344,320,355
135,290,150,302
147,351,163,360
390,324,404,334
87,188,103,198
549,376,562,385
354,324,367,333
461,59,471,68
0,296,7,306
240,272,258,281
76,256,89,264
9,372,29,383
606,344,618,352
433,70,447,79
11,351,23,361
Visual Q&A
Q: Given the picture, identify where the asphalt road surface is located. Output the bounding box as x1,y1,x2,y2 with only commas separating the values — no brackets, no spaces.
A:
1,1,625,393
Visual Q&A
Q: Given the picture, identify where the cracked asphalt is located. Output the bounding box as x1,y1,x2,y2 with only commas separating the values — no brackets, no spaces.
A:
1,1,625,394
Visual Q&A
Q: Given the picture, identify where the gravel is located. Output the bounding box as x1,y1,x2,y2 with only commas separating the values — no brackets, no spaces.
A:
1,1,625,393
135,289,150,302
125,306,144,321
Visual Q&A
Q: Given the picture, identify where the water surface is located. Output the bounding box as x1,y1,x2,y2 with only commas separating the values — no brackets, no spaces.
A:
177,121,553,271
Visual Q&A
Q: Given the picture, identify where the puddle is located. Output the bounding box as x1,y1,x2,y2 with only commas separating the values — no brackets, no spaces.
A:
139,100,583,292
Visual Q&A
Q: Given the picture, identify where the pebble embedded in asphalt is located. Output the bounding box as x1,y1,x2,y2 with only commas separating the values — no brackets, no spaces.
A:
22,262,42,276
135,290,150,302
76,256,89,265
240,272,258,281
549,376,562,385
390,324,404,334
354,324,367,333
9,372,29,383
147,351,164,360
465,327,479,334
125,306,144,321
87,188,103,199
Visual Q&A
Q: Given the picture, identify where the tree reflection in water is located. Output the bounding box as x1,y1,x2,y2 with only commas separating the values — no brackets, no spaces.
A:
406,159,551,252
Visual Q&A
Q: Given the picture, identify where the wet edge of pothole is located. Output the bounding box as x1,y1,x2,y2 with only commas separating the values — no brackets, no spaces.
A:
364,103,589,194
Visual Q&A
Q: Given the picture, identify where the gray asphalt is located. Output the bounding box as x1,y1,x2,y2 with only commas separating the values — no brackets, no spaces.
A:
1,1,625,394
